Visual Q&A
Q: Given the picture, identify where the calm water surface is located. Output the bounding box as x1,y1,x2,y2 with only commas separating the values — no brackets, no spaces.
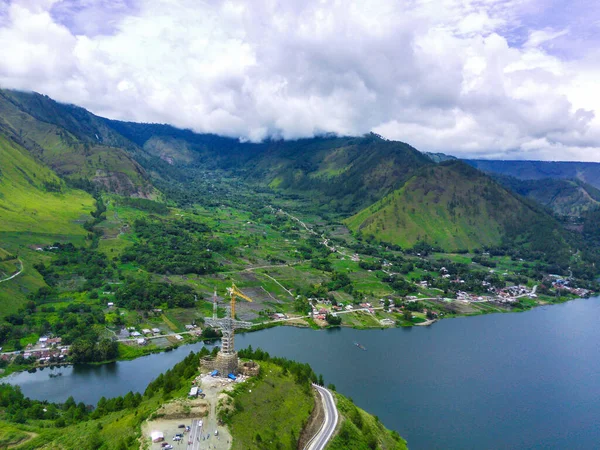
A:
7,297,600,449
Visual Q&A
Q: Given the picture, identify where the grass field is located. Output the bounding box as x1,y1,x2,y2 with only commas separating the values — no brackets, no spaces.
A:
328,393,407,450
227,361,314,449
0,135,94,235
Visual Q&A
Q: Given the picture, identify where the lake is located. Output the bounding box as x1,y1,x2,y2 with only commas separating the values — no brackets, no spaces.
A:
7,296,600,449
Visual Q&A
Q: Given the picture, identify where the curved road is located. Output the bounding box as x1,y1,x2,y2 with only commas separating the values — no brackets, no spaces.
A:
0,259,23,284
305,384,339,450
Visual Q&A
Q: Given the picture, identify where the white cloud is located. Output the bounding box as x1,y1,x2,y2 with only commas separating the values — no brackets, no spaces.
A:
0,0,599,161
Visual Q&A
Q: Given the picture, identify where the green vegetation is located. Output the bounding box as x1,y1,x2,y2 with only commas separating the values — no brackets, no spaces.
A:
0,347,405,449
0,135,94,235
0,350,203,449
346,161,554,251
492,175,600,217
328,393,407,450
468,159,600,190
0,89,153,197
223,360,314,449
1,87,599,382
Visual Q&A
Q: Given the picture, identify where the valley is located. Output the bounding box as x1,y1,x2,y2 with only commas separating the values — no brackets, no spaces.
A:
1,89,600,450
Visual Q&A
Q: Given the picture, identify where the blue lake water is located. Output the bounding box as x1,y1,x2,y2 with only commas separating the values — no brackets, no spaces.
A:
7,296,600,449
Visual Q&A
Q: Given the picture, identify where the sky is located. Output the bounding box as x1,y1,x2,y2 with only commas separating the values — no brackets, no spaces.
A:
1,0,600,161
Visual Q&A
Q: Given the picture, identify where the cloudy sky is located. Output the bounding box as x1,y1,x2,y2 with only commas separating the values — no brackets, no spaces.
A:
1,0,599,161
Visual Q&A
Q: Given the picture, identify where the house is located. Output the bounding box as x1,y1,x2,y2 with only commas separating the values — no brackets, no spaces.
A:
131,331,141,337
174,335,183,341
152,328,161,334
137,338,147,346
141,329,152,335
185,324,196,330
107,302,114,307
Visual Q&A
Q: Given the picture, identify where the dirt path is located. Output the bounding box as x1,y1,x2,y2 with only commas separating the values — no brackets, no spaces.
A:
0,259,23,284
7,431,37,448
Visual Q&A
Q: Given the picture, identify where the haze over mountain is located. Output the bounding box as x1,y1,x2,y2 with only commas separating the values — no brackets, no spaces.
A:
1,0,600,162
0,88,586,255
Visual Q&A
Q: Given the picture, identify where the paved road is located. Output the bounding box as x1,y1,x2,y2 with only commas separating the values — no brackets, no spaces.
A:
187,419,203,450
305,384,339,450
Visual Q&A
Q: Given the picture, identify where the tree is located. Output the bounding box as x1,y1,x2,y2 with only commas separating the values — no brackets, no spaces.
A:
403,309,413,321
325,313,342,326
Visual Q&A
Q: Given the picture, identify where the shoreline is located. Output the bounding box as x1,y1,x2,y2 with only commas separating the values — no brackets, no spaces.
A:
1,293,589,379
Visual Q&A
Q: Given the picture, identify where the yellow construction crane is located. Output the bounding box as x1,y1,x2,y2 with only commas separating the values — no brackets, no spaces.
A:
227,283,253,319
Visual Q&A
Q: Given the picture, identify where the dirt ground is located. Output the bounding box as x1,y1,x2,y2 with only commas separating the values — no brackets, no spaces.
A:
142,373,250,450
297,389,324,449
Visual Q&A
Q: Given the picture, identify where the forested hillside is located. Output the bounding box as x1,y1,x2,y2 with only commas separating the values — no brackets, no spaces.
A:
491,175,600,216
345,161,559,251
0,88,597,261
103,121,431,213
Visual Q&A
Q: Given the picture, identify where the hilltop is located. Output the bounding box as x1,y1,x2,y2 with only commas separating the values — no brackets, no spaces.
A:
345,161,558,251
0,348,406,450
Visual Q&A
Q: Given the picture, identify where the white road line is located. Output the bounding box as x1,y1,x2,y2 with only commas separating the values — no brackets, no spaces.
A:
305,384,339,450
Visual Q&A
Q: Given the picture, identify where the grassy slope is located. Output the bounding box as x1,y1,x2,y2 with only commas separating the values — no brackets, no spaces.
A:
493,175,600,216
247,135,432,213
0,135,94,235
0,135,94,314
224,361,405,450
2,390,164,450
346,161,542,251
226,361,314,449
0,90,152,196
328,393,407,450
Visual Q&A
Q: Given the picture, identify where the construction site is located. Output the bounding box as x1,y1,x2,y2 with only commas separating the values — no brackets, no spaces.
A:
200,284,261,378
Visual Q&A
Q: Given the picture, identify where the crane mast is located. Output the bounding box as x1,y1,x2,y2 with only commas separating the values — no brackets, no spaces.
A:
228,283,253,320
204,284,253,376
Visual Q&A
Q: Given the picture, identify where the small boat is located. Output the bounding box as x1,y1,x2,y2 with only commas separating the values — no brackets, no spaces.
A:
354,342,366,351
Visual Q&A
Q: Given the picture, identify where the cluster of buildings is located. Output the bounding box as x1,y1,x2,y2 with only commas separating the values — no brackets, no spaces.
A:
120,324,201,346
551,279,591,297
1,336,70,366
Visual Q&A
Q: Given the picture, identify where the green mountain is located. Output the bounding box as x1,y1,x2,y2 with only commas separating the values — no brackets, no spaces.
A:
0,89,579,254
0,90,154,197
346,161,563,251
102,122,432,213
0,134,96,314
492,175,600,216
467,159,600,190
0,134,94,236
